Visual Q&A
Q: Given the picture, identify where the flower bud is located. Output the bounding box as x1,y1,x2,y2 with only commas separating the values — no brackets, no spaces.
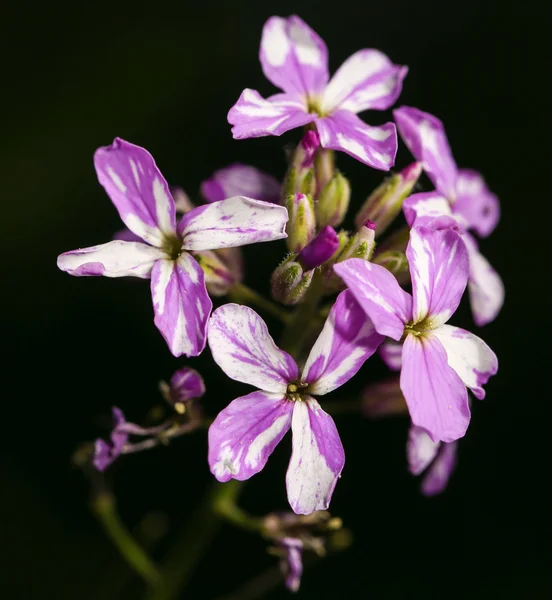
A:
337,220,376,263
354,162,422,235
271,256,314,305
283,132,320,198
297,226,340,271
285,193,316,253
316,171,351,228
372,250,408,276
314,147,335,193
193,250,236,296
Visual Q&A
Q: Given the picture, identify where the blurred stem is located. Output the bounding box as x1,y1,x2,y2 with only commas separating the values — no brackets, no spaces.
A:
322,398,363,416
91,493,160,587
229,283,290,323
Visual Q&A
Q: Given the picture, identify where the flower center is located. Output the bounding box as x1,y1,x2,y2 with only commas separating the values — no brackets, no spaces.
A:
402,317,438,340
162,234,184,261
286,380,308,402
305,96,328,117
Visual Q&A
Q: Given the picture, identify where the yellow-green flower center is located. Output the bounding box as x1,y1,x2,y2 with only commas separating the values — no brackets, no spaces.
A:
286,380,308,401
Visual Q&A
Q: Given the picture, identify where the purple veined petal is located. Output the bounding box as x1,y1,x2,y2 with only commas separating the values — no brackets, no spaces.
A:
57,240,164,278
316,110,397,170
302,290,384,395
260,15,329,97
280,538,304,592
463,233,504,326
150,254,212,357
322,49,407,114
286,397,345,515
208,391,292,482
208,304,298,393
169,367,206,403
94,138,176,246
403,191,456,228
400,333,470,443
179,196,288,251
228,89,316,139
393,106,458,200
113,227,143,242
421,441,458,496
379,339,403,371
454,169,500,238
407,424,441,476
407,227,469,327
432,324,498,400
334,258,412,341
200,163,281,204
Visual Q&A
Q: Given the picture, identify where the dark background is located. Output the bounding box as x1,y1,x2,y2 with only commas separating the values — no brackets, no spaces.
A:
2,1,550,598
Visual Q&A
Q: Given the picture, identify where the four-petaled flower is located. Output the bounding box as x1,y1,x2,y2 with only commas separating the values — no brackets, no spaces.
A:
228,15,407,170
207,290,383,514
57,138,288,357
394,106,504,325
335,226,498,443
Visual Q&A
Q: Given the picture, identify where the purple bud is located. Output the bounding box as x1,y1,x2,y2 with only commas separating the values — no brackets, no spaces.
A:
300,130,320,168
279,538,304,593
169,367,205,405
92,407,129,471
297,226,339,271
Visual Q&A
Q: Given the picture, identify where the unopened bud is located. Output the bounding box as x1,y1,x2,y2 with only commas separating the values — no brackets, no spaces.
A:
271,257,314,305
314,147,335,193
316,171,351,228
354,162,422,235
372,250,408,275
297,226,340,271
337,221,376,263
193,250,235,296
283,132,320,198
285,193,316,253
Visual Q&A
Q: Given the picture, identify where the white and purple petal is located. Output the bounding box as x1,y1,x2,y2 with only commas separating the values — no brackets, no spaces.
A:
286,397,344,514
407,424,441,476
169,367,206,403
57,240,164,278
400,333,470,443
393,106,458,200
201,163,281,204
403,191,459,229
228,89,315,139
316,110,397,170
302,290,384,395
279,538,304,592
179,196,288,251
421,441,458,496
260,15,329,97
322,49,407,114
208,304,298,393
334,258,412,340
379,339,403,371
150,254,212,357
94,138,176,246
407,227,469,326
208,391,292,482
454,169,500,238
431,324,498,400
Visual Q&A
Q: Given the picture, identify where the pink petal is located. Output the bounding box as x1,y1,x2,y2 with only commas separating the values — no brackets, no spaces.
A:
169,367,205,403
228,89,315,139
286,397,344,514
403,191,457,228
94,138,176,246
454,169,500,238
112,227,143,242
379,339,403,371
464,233,504,326
432,324,498,400
421,441,458,496
334,258,412,341
200,163,281,204
302,290,384,395
178,196,288,251
208,304,298,393
407,424,440,475
316,110,397,170
400,333,470,443
322,49,407,114
407,227,469,326
150,254,212,357
260,15,329,97
393,106,458,200
57,240,164,278
208,391,293,482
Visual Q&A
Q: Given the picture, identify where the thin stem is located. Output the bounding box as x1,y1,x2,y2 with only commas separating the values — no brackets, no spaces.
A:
91,493,160,587
229,283,290,323
122,420,203,455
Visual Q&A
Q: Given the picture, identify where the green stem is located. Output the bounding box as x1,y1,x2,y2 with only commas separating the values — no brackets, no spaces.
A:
229,283,290,323
91,493,160,587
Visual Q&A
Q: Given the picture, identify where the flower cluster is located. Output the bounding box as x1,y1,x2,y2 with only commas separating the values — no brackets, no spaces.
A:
60,14,501,593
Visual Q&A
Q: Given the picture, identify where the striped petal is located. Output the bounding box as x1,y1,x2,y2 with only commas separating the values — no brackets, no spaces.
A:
454,169,500,238
201,163,281,204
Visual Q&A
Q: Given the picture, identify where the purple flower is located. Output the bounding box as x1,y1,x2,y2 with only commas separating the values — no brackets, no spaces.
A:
207,290,383,514
335,226,498,443
228,15,407,169
57,138,288,357
297,226,340,271
394,106,504,325
279,537,303,592
407,425,458,496
159,366,206,409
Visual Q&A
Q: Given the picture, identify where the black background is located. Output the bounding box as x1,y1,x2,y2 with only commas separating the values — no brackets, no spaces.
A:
2,1,550,598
